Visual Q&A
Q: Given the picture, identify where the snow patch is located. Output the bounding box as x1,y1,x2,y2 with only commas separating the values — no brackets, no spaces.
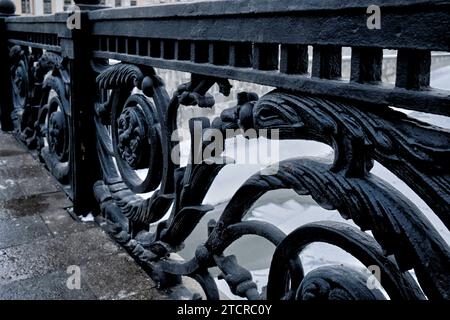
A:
79,213,95,222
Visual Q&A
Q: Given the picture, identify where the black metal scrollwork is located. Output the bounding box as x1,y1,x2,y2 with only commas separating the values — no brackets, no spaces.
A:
8,45,70,183
2,0,449,303
250,91,450,229
92,62,449,300
94,64,233,293
9,45,31,144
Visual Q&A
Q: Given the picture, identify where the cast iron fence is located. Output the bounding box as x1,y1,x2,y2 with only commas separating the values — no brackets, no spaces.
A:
0,0,449,300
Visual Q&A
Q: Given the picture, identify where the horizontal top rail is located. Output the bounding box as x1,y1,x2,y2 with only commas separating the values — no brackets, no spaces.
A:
2,0,450,116
5,0,450,50
5,13,68,23
85,0,450,52
87,0,450,19
4,13,70,39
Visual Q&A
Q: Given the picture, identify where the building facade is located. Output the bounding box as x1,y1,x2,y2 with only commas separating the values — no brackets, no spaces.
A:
12,0,67,15
104,0,185,8
12,0,183,15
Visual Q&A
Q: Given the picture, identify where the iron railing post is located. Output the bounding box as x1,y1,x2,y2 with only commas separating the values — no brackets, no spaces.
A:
0,0,16,131
60,0,105,215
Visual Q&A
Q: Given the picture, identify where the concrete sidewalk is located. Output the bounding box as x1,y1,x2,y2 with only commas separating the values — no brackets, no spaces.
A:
0,131,165,300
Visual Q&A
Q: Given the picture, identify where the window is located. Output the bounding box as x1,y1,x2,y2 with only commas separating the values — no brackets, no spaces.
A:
44,0,52,14
115,0,121,7
130,0,137,6
64,0,72,11
21,0,31,14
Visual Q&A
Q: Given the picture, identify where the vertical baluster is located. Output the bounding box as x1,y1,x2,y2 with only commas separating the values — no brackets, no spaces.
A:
135,37,139,55
191,41,209,63
208,43,214,64
174,40,180,60
280,44,308,75
210,42,229,65
175,40,190,61
160,39,165,58
312,45,342,79
253,43,279,71
351,47,383,83
229,42,253,68
146,39,151,56
396,49,431,90
124,37,129,54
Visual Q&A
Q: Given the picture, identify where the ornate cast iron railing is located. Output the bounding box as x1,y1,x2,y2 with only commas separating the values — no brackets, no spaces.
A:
0,0,449,300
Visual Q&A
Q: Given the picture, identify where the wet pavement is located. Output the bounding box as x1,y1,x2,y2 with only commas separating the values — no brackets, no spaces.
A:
0,131,165,300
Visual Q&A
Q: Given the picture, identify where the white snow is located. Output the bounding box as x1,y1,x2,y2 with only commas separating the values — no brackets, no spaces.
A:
79,213,95,222
203,138,332,206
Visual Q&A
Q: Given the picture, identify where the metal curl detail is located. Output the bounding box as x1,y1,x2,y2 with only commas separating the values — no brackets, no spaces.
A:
250,91,450,229
92,66,450,300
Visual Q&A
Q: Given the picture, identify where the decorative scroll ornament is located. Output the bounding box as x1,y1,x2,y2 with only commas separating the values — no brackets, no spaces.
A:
204,91,449,300
47,98,68,161
117,97,151,169
9,45,70,183
296,265,386,300
93,64,238,296
9,45,30,140
248,91,450,228
38,56,70,183
92,64,449,300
